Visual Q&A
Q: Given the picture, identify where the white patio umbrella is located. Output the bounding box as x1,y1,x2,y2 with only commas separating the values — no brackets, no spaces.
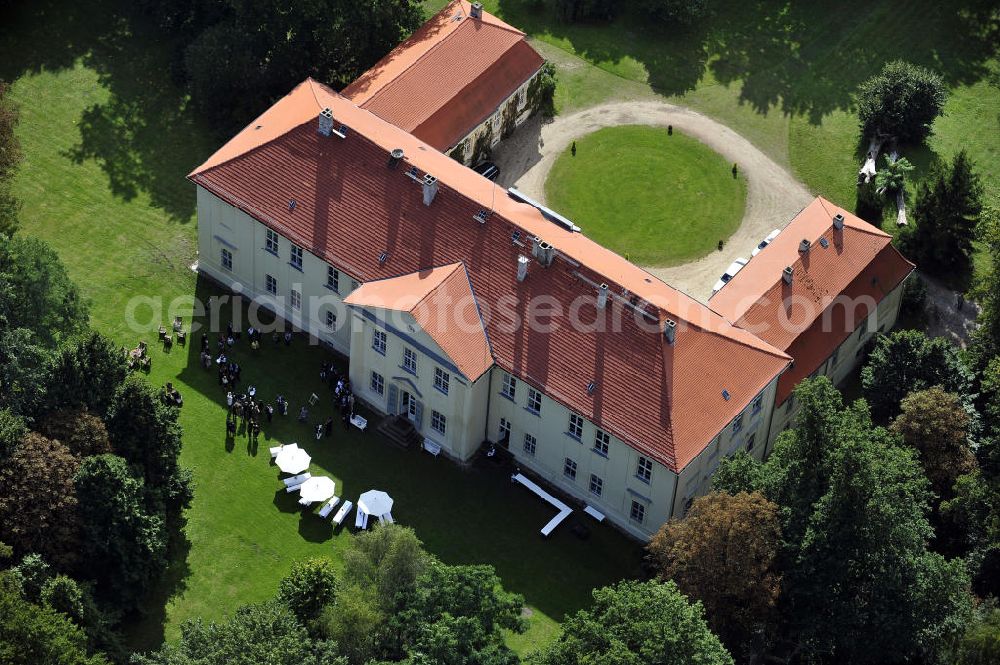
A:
298,476,336,503
358,489,393,517
275,445,311,474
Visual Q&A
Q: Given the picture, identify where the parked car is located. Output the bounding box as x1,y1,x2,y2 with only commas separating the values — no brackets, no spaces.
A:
472,161,500,181
712,258,749,294
752,229,781,256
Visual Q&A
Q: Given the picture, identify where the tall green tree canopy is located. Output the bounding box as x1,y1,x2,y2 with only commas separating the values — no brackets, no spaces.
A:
529,579,732,665
727,378,973,662
861,329,974,422
73,454,167,611
42,332,129,419
0,81,21,237
132,601,346,665
277,557,338,627
856,60,948,143
910,150,984,274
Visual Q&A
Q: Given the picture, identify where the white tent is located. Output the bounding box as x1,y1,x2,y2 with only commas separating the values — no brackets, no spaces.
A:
298,476,336,503
358,490,393,517
276,445,311,475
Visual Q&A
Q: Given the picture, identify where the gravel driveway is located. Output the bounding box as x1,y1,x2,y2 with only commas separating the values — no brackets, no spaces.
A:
491,101,814,303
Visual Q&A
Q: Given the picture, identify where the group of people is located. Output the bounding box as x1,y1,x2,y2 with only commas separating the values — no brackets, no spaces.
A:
204,322,359,446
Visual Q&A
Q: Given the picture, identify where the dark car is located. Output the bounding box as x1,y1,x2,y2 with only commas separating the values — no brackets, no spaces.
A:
472,161,500,182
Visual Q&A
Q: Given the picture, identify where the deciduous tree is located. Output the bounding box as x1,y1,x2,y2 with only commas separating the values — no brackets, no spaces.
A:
277,557,338,627
529,579,733,665
861,329,974,422
0,433,81,569
856,60,948,143
73,454,167,611
891,386,977,499
37,408,112,458
43,332,129,419
648,492,781,657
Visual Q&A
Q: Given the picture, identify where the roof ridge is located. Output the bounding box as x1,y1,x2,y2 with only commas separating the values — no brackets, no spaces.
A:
410,262,464,311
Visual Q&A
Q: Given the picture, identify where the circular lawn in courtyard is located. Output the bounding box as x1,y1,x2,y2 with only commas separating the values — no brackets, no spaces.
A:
544,125,747,267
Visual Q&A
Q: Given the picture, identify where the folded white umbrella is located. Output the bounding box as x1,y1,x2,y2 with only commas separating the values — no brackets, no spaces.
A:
358,490,393,517
298,476,336,503
276,446,311,474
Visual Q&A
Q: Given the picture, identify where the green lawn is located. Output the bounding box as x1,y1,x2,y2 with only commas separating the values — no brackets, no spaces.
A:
545,125,746,266
425,0,999,278
2,1,642,655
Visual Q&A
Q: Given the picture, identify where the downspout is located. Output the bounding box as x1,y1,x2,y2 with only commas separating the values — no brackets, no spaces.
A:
483,368,493,444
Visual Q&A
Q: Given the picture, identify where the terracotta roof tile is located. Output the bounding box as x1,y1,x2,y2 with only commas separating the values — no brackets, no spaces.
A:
711,198,914,404
344,263,494,380
342,1,543,151
189,79,790,471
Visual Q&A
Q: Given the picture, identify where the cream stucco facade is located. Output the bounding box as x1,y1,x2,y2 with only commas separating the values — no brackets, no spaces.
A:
195,183,904,541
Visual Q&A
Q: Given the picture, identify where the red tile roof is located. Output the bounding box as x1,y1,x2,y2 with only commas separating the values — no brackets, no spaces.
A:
710,197,914,404
342,1,544,152
344,263,494,381
189,79,790,472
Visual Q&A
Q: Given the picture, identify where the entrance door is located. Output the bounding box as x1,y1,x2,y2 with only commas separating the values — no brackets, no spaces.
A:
402,391,417,422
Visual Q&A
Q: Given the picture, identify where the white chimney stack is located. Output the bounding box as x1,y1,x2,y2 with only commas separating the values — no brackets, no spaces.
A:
783,266,794,284
318,107,333,136
596,283,608,309
663,319,677,345
516,255,529,282
799,239,811,253
422,174,439,206
833,212,845,230
470,2,483,19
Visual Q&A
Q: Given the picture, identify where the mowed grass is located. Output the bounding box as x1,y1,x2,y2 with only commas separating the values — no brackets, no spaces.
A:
4,4,643,655
545,126,746,266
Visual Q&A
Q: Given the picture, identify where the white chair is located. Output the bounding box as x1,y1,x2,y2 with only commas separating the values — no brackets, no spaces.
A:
354,506,365,529
318,497,340,518
298,496,313,506
286,482,305,493
350,414,368,431
269,445,283,458
378,514,386,525
333,500,352,526
383,512,394,524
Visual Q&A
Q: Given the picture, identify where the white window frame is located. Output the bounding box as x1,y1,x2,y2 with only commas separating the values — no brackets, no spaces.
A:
630,500,646,524
523,433,536,456
403,347,418,374
527,388,542,414
752,394,763,415
636,456,653,484
221,247,233,271
563,457,577,480
498,418,511,442
325,310,337,329
594,430,610,456
589,474,603,497
568,413,584,440
431,410,446,435
501,373,517,399
327,266,340,292
265,274,277,295
372,329,387,355
434,367,450,395
732,413,744,434
290,244,303,270
290,289,301,311
265,228,279,254
370,371,384,396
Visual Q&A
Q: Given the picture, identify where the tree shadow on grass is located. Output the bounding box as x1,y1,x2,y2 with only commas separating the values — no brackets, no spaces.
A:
497,0,999,124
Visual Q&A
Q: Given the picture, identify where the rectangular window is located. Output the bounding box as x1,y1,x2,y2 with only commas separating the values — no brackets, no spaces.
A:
290,244,303,270
501,373,517,399
630,500,646,524
434,367,450,395
403,347,417,374
221,247,233,271
290,289,301,311
527,388,542,414
431,410,446,435
370,371,384,396
732,413,744,434
498,418,511,443
372,329,386,355
523,433,536,456
325,310,337,329
327,266,340,292
265,228,279,254
563,458,577,480
589,474,603,497
636,456,653,483
752,394,763,415
265,274,277,295
594,430,610,456
568,413,584,440
746,432,756,453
